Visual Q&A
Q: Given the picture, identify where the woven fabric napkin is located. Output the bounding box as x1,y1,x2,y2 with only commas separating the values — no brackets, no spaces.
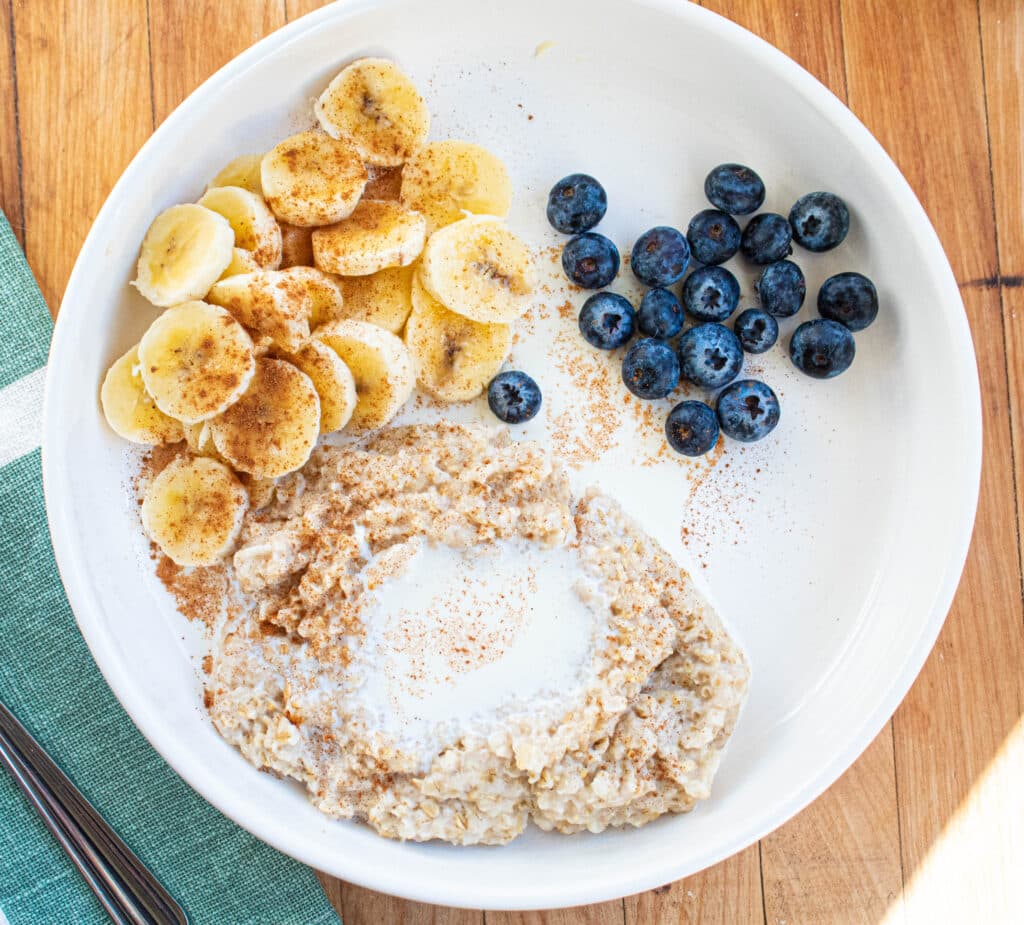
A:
0,211,341,925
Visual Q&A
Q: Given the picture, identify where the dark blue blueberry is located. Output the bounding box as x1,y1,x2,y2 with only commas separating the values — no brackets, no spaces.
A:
562,232,620,288
733,308,779,354
716,380,781,442
630,226,690,287
487,371,542,424
665,401,719,456
789,319,856,378
789,191,850,252
756,260,806,318
704,163,766,215
578,291,636,350
682,266,740,322
686,209,741,265
547,174,608,234
740,213,793,265
677,323,743,389
818,272,878,331
621,338,680,400
637,287,684,339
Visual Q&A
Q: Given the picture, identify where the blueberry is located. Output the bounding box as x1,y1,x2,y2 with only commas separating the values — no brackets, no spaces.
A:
547,174,608,234
716,380,781,442
818,271,878,331
733,308,779,354
665,401,720,456
621,338,680,400
686,209,741,265
677,323,743,389
578,291,636,349
682,266,740,322
756,260,806,317
637,287,684,339
740,213,793,265
487,371,542,424
789,191,850,252
704,163,766,215
789,319,855,378
630,226,690,287
562,232,620,288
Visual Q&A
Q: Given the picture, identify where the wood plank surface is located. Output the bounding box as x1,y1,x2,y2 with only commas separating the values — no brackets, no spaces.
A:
980,0,1024,591
0,0,22,246
624,844,762,925
3,1,1021,922
11,0,151,314
842,3,1024,925
148,0,286,125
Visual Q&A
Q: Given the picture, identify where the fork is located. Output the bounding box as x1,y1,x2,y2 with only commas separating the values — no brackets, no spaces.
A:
0,700,189,925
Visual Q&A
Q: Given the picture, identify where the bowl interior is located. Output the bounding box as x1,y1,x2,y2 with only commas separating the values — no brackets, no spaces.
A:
44,0,979,909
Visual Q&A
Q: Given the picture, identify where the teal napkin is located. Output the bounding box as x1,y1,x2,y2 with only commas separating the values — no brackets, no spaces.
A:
0,212,342,925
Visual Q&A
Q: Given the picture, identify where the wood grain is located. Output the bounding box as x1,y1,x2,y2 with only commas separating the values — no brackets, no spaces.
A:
339,883,480,925
487,904,623,925
0,0,22,246
980,0,1024,272
843,4,1024,925
3,0,1021,921
285,0,331,21
979,0,1024,590
624,844,762,925
148,0,286,125
11,0,151,313
760,732,903,924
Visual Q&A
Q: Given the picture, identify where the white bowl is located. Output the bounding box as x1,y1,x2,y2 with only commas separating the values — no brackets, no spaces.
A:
43,0,981,910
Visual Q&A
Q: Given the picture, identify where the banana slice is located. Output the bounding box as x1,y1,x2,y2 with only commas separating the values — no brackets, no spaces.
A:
364,165,403,201
400,141,512,233
208,154,264,195
198,186,282,269
316,319,414,430
276,266,345,329
208,358,320,478
133,204,234,307
335,265,414,334
141,455,249,567
182,421,228,462
280,338,357,433
185,420,275,505
278,222,314,268
239,473,277,510
314,58,429,167
138,301,256,424
312,199,426,277
207,270,312,353
100,345,184,445
261,130,368,227
218,247,260,280
420,216,535,323
405,274,511,403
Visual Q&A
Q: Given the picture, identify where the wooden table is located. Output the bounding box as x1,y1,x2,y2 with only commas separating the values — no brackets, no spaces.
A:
4,0,1021,921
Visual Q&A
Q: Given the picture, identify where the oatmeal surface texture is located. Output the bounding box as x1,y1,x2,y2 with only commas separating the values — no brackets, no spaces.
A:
205,422,750,845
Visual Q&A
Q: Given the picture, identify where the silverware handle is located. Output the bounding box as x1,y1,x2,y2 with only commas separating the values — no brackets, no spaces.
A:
0,731,134,925
0,702,189,925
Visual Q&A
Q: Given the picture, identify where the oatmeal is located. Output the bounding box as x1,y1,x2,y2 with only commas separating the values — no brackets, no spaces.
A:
202,423,749,845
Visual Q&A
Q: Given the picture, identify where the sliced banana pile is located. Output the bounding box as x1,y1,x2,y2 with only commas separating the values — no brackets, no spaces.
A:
103,57,536,566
